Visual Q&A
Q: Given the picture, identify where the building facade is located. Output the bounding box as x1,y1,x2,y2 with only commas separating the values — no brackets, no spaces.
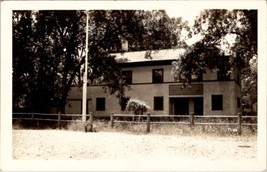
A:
66,49,242,117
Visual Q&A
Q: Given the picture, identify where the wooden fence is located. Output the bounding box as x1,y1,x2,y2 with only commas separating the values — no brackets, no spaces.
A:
110,112,257,135
13,112,94,131
13,112,257,135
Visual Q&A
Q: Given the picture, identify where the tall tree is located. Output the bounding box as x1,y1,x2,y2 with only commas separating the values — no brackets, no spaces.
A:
13,10,185,113
13,11,85,113
171,9,257,111
13,11,39,111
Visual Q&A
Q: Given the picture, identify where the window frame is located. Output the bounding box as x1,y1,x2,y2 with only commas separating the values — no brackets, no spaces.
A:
211,95,223,111
154,96,164,111
152,68,164,83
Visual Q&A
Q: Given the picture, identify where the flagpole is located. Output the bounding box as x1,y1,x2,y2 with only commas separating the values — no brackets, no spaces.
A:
82,11,89,132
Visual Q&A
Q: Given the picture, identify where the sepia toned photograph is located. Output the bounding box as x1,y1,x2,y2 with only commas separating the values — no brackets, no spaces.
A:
1,0,266,171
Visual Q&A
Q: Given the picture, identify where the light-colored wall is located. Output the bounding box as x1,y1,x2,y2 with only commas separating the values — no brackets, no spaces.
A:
66,84,171,116
65,99,81,114
203,69,235,81
124,84,170,115
66,64,241,116
123,65,175,83
203,69,217,80
203,81,241,115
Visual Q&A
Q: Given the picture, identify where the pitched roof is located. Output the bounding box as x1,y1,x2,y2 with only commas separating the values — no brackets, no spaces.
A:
111,49,185,63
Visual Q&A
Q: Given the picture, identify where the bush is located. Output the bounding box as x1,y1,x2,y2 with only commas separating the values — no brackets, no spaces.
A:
126,98,151,115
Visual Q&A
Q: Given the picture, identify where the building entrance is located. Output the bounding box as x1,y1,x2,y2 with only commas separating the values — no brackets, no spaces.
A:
194,97,203,115
173,98,189,115
170,97,203,115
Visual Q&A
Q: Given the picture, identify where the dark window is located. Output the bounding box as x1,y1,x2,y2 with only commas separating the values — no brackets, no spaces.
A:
122,71,132,84
192,73,203,82
153,69,163,83
237,97,241,108
217,70,230,81
211,95,223,110
96,98,105,111
154,97,164,110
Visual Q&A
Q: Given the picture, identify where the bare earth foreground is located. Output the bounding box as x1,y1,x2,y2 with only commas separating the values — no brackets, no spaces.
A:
13,129,257,161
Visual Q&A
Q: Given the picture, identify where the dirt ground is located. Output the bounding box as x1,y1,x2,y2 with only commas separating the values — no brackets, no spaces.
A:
13,129,257,161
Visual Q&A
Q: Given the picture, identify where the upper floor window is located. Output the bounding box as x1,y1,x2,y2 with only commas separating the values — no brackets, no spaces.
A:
192,73,203,82
122,70,132,84
217,70,230,81
152,69,163,83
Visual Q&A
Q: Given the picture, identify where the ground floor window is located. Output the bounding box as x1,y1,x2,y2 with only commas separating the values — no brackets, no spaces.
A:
96,98,105,111
154,96,164,110
211,95,223,110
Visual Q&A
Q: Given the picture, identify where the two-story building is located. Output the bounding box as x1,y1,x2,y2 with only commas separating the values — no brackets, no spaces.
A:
66,49,242,117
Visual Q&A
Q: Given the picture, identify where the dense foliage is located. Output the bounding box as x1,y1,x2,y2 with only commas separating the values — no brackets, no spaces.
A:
13,10,185,113
12,9,257,114
172,9,257,111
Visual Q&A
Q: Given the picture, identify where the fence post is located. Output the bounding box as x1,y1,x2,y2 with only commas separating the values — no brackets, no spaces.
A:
33,112,40,128
88,112,93,132
237,112,242,135
83,121,87,133
189,112,194,126
31,112,34,120
32,112,38,127
31,112,34,125
58,112,61,129
110,112,114,128
146,112,151,133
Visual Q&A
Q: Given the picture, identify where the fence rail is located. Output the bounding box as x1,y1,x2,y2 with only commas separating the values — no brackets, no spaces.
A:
13,112,257,135
110,112,257,135
13,112,93,130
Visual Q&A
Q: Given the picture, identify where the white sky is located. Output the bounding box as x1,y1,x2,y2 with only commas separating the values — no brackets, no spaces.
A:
165,8,204,46
166,8,203,26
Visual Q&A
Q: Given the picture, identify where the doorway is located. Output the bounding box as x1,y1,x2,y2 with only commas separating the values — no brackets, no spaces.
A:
172,98,189,115
194,97,203,115
170,97,203,115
